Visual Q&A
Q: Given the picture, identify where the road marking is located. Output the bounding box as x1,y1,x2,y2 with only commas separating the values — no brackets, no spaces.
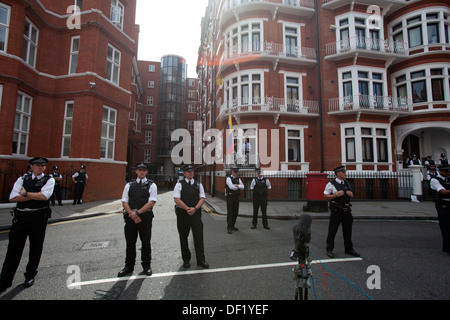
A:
202,203,221,216
67,257,363,288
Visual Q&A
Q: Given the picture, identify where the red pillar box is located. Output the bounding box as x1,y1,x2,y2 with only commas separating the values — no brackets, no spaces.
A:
303,173,329,212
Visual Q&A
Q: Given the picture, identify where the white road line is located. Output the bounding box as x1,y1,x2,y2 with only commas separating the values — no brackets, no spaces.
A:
68,257,363,288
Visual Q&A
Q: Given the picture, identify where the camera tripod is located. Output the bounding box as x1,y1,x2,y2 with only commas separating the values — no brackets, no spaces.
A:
293,244,313,300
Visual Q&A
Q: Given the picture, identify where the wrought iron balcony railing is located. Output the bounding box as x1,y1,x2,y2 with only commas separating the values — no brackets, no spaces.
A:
223,0,315,11
328,95,412,113
223,41,317,62
220,96,319,120
325,36,407,57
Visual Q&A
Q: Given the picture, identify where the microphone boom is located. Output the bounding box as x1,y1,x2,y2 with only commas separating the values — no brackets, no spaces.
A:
291,214,313,300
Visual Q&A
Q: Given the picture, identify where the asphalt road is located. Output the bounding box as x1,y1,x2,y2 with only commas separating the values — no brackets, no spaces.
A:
0,190,449,305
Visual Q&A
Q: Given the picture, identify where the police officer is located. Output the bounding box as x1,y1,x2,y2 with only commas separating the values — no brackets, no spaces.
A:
72,165,88,205
425,156,437,181
430,164,450,256
118,163,157,277
323,165,360,259
26,164,32,177
0,157,55,293
409,154,421,165
173,164,209,269
50,165,63,206
250,168,271,230
226,168,244,234
439,153,448,165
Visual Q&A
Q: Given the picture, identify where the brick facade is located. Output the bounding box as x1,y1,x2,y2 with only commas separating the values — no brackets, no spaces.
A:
0,0,138,202
197,0,450,196
131,59,199,182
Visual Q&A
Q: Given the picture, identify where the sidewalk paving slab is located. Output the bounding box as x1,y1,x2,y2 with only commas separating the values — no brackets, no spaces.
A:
203,196,438,221
0,196,438,231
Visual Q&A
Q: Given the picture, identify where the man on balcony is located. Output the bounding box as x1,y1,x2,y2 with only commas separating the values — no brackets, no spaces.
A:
243,139,251,166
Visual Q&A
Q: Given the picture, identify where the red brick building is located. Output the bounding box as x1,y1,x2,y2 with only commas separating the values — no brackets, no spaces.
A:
130,60,160,178
134,58,200,181
0,0,139,202
197,0,450,197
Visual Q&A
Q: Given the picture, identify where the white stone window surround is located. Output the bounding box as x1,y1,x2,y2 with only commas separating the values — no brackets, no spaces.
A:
334,11,386,45
340,122,393,171
391,62,450,109
387,6,450,50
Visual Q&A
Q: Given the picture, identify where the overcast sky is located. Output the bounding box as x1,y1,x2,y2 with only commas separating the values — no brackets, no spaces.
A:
135,0,209,78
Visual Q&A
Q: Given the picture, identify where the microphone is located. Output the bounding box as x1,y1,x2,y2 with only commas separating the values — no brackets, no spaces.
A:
290,214,312,261
294,214,312,243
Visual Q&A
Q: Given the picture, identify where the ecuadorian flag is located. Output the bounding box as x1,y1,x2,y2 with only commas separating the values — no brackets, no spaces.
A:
226,111,233,155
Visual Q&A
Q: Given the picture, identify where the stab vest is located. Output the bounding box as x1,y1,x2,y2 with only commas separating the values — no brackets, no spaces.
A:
51,172,61,186
253,177,268,197
180,180,200,208
17,175,51,210
74,171,87,183
128,179,153,211
433,177,450,204
330,180,352,206
226,176,241,196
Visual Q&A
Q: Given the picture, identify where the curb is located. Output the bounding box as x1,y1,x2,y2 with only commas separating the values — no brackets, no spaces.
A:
203,201,438,222
0,210,122,232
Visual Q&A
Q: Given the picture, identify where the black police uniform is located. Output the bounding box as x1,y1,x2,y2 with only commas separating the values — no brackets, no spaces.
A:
123,179,154,273
0,157,54,292
73,168,87,205
175,179,206,266
50,166,63,206
226,171,243,233
251,176,270,229
431,166,450,254
324,166,359,258
326,179,354,253
439,154,448,165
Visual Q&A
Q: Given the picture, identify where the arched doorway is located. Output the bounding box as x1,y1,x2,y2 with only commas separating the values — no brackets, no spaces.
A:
394,121,450,170
401,134,420,168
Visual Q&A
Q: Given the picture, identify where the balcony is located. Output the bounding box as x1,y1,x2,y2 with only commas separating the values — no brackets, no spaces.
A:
220,0,316,27
322,0,410,11
219,96,319,124
220,41,317,72
328,95,412,118
325,37,407,65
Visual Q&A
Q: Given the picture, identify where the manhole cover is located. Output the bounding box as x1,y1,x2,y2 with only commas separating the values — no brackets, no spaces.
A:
81,241,110,250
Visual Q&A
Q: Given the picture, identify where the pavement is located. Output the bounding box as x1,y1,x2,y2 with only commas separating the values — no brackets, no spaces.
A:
0,191,438,231
0,199,124,231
